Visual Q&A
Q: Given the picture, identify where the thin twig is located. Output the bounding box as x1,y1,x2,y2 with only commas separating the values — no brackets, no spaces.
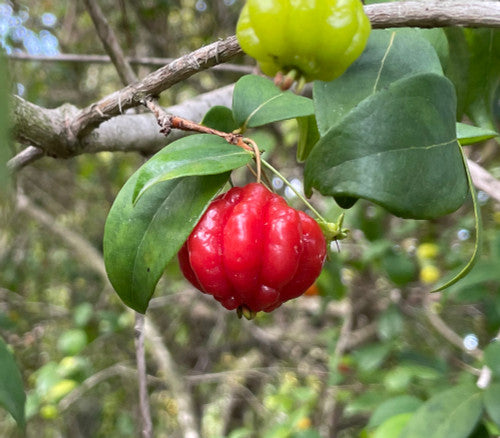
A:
135,313,153,438
83,4,155,434
82,0,137,85
7,146,44,171
424,294,483,360
7,52,254,74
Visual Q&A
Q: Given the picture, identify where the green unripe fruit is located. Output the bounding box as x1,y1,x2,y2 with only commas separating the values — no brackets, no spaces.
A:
236,0,371,82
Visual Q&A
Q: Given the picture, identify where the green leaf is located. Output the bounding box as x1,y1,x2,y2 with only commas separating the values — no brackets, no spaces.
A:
443,28,470,118
104,172,229,313
400,384,483,438
484,382,500,426
368,395,422,428
456,122,498,145
432,147,482,291
132,134,252,204
232,75,314,131
484,343,500,377
296,115,320,162
373,413,413,438
313,29,443,136
0,337,26,428
201,105,239,132
305,74,468,219
464,29,500,132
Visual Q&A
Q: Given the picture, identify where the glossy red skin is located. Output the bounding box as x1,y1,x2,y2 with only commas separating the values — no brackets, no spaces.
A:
178,183,326,313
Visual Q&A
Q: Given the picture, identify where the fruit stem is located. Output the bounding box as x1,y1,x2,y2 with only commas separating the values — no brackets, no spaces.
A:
261,158,325,222
243,137,261,184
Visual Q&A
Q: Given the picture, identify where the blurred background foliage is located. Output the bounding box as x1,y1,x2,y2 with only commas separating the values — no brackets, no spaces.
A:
1,1,500,437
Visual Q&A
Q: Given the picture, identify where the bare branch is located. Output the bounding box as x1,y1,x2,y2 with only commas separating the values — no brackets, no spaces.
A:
7,146,44,171
366,1,500,29
424,294,483,360
69,36,241,138
7,52,254,74
467,159,500,204
135,313,153,438
144,318,200,438
83,0,137,85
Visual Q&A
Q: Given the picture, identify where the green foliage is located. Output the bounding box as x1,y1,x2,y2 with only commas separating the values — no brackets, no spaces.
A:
0,55,11,199
400,384,483,438
132,134,252,203
232,75,314,130
0,337,25,428
305,30,467,219
104,172,229,312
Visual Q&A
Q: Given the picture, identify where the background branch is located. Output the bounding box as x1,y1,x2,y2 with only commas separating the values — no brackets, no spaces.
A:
83,0,137,85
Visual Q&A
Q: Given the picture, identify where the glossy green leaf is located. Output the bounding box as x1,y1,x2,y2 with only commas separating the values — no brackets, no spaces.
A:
232,75,314,131
400,384,483,438
305,74,468,219
201,105,239,132
456,122,498,145
484,382,500,426
313,29,443,135
368,395,422,428
373,413,413,438
132,134,251,204
104,173,229,313
296,115,320,162
484,343,500,377
0,337,26,428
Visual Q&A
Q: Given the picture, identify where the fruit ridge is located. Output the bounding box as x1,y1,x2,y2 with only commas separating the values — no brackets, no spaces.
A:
178,183,327,313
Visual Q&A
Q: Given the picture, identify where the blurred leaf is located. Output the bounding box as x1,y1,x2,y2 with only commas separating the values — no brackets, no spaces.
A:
296,115,319,162
202,105,239,132
57,329,88,356
368,395,423,428
456,122,498,145
443,28,470,118
377,306,404,340
373,413,413,438
400,384,483,438
313,29,443,135
132,135,252,203
104,172,228,313
291,431,321,438
484,343,500,377
382,250,417,286
306,74,467,219
352,343,392,373
232,75,314,130
0,55,11,199
484,383,500,426
464,29,500,131
0,337,26,428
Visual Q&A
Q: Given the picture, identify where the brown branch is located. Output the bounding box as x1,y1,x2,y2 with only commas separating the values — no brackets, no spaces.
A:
467,159,500,204
83,0,137,85
69,35,241,138
366,1,500,29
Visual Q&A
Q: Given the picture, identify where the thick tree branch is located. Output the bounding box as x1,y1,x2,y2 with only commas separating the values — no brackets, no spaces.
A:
366,1,500,29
